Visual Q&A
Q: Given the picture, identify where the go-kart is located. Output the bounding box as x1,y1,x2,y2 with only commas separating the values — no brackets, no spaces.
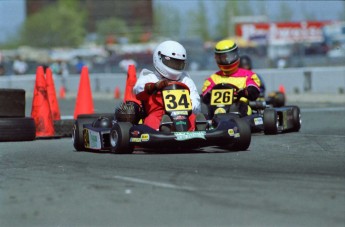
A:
264,91,286,108
201,83,301,135
72,82,252,154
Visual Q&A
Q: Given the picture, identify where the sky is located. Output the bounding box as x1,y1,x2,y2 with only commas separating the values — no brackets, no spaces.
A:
153,0,344,39
0,0,344,43
154,0,344,22
0,0,25,43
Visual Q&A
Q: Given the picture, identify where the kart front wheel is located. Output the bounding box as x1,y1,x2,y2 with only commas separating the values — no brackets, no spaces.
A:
222,118,251,151
72,119,86,152
231,118,251,151
263,109,278,135
110,122,133,154
291,106,301,132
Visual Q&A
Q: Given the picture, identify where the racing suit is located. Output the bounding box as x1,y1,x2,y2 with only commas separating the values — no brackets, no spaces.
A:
201,68,260,116
133,69,201,131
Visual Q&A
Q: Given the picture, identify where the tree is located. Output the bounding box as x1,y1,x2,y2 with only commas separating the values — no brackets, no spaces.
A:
187,1,210,41
95,18,128,44
276,2,293,22
20,0,86,47
153,2,181,39
258,1,268,18
214,1,241,39
238,0,253,16
339,1,345,21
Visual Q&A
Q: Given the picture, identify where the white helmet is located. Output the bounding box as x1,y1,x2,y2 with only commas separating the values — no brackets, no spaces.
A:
153,40,187,81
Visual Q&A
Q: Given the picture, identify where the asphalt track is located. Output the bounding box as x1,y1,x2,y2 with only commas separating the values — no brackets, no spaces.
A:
1,97,345,227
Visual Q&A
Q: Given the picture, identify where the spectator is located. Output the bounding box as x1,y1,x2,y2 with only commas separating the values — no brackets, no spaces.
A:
75,56,85,74
51,59,69,76
119,54,137,72
12,55,28,75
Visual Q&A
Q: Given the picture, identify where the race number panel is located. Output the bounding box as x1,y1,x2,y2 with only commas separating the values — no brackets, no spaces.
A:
162,89,192,111
210,89,234,106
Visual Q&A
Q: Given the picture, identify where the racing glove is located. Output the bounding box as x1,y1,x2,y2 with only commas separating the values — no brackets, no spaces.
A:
144,80,170,94
237,87,260,101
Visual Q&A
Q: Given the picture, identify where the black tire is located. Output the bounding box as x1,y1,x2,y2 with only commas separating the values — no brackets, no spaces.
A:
230,118,251,151
272,91,285,107
291,106,301,132
77,113,114,120
0,117,36,142
110,122,133,154
263,108,278,135
72,117,96,151
54,119,75,137
0,89,25,117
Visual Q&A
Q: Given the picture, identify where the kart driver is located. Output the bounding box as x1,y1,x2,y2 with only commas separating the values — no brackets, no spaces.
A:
201,39,261,116
133,40,201,131
239,55,266,100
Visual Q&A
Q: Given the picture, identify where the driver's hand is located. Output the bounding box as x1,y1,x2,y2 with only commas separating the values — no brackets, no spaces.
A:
236,88,248,98
144,83,156,94
155,79,170,90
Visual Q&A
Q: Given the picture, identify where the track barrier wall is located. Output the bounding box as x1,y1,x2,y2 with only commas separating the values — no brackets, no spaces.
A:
1,67,345,96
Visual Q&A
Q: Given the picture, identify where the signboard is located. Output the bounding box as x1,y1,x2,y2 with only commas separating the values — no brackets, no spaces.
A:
235,21,333,45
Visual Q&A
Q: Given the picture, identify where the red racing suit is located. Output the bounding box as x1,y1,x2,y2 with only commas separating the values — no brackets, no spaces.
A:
133,69,201,131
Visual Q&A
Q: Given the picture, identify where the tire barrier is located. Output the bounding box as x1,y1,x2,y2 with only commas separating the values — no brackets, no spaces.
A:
0,88,26,118
0,117,36,142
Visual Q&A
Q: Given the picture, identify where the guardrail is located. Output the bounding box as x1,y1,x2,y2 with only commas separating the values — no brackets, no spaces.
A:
1,66,345,95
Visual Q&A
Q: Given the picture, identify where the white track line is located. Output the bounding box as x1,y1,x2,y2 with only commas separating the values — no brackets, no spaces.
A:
113,176,196,191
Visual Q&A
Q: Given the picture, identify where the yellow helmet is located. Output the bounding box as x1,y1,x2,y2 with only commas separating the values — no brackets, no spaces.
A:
214,40,240,75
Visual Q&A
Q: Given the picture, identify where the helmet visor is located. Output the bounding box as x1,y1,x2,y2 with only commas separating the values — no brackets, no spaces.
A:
161,54,186,70
215,51,239,65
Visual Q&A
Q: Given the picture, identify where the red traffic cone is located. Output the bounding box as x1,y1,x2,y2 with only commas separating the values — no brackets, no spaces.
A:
124,64,140,104
59,86,66,99
46,68,61,120
279,84,286,94
31,66,55,138
114,86,121,99
74,66,94,119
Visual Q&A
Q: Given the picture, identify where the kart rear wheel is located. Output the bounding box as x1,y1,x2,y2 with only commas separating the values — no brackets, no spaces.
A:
273,91,285,107
263,108,278,135
291,106,301,132
110,122,133,154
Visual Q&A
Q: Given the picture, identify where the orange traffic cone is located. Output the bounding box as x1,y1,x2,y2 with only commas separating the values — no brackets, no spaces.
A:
279,84,286,94
114,86,121,99
59,86,66,99
45,68,61,120
124,64,140,104
31,66,55,138
74,66,94,119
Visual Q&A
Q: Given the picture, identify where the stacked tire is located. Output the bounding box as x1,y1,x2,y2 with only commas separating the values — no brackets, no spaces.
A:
0,89,36,142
